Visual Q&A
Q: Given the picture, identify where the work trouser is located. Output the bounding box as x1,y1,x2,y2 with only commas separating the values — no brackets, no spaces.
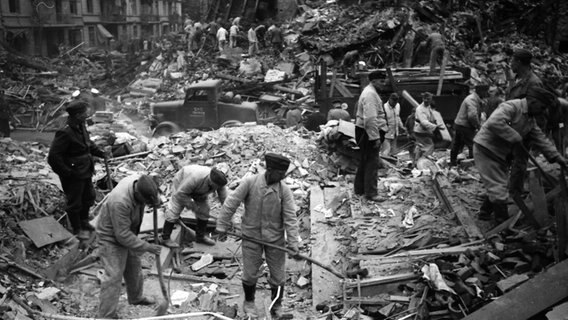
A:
508,143,529,196
450,124,476,165
218,39,227,52
354,126,380,197
414,132,435,163
0,118,10,137
248,41,258,56
60,177,95,233
381,137,397,156
429,46,445,74
473,143,509,204
241,237,286,287
97,241,145,319
229,35,237,48
165,194,210,222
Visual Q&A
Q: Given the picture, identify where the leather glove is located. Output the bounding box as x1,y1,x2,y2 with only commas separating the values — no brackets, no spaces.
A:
147,243,162,255
379,130,386,143
288,245,301,260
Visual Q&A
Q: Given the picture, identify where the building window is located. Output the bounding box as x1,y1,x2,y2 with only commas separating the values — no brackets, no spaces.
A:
9,0,20,13
86,0,93,13
88,26,96,46
70,29,82,45
133,25,138,38
70,0,78,14
132,0,137,15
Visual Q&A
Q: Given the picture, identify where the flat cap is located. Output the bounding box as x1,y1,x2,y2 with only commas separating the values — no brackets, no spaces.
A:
265,153,290,171
513,49,532,64
209,167,228,186
66,101,88,116
421,92,434,99
136,175,160,206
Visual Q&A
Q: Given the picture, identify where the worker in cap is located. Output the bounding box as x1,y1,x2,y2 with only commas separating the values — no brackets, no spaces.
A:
216,153,299,319
381,92,406,156
327,100,351,122
449,84,485,166
354,71,389,202
161,165,228,247
413,92,443,164
473,86,568,226
505,47,546,198
48,100,109,240
95,174,163,318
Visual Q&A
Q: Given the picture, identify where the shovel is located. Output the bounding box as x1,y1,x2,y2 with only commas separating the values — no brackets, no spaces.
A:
224,231,345,279
103,156,114,191
153,207,169,316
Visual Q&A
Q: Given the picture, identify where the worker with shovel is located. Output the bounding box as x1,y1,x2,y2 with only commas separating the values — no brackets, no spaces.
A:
95,174,163,319
161,165,228,248
215,153,300,319
473,87,568,225
47,101,109,240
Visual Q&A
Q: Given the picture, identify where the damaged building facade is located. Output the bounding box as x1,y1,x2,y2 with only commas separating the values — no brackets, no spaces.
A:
0,0,183,57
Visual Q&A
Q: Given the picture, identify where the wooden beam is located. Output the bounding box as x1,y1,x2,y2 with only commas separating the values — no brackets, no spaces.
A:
311,185,342,307
463,259,568,320
355,245,485,260
436,51,448,96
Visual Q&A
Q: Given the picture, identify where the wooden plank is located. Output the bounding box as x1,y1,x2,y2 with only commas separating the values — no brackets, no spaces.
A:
463,259,568,320
18,216,73,248
436,51,448,96
345,272,418,289
355,245,485,260
431,110,451,142
334,80,354,97
329,68,337,97
311,185,342,307
528,169,552,227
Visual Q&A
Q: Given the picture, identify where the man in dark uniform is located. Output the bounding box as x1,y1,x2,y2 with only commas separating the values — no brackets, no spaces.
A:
0,90,11,137
48,101,108,239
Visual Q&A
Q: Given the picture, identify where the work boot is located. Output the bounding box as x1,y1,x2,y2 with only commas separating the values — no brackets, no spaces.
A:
242,283,258,318
77,230,90,240
270,286,284,318
366,195,387,202
493,202,509,225
478,197,493,221
161,221,179,248
196,219,215,246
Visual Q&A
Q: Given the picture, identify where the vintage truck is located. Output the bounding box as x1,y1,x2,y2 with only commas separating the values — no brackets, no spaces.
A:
150,79,259,136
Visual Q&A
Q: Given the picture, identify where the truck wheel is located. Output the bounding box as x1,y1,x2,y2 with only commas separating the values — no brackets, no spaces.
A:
152,121,180,137
221,120,243,128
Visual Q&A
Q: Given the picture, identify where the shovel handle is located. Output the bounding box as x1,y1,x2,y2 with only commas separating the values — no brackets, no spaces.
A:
225,231,345,279
153,207,170,308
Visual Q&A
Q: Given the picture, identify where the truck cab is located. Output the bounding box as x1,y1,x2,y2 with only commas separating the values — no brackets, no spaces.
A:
151,79,258,135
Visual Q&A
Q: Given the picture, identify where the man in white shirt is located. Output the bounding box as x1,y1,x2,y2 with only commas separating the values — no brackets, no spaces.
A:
216,24,228,52
247,23,259,56
381,93,406,156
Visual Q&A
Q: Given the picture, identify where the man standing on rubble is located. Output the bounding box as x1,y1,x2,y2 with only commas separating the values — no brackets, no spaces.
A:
248,23,259,56
505,49,545,198
161,165,228,247
48,101,108,239
449,84,483,166
216,23,228,52
354,71,389,202
215,153,300,319
425,25,445,75
95,174,163,319
229,19,240,48
413,92,443,164
207,18,220,50
473,87,568,224
266,23,283,54
0,90,11,137
382,93,405,156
